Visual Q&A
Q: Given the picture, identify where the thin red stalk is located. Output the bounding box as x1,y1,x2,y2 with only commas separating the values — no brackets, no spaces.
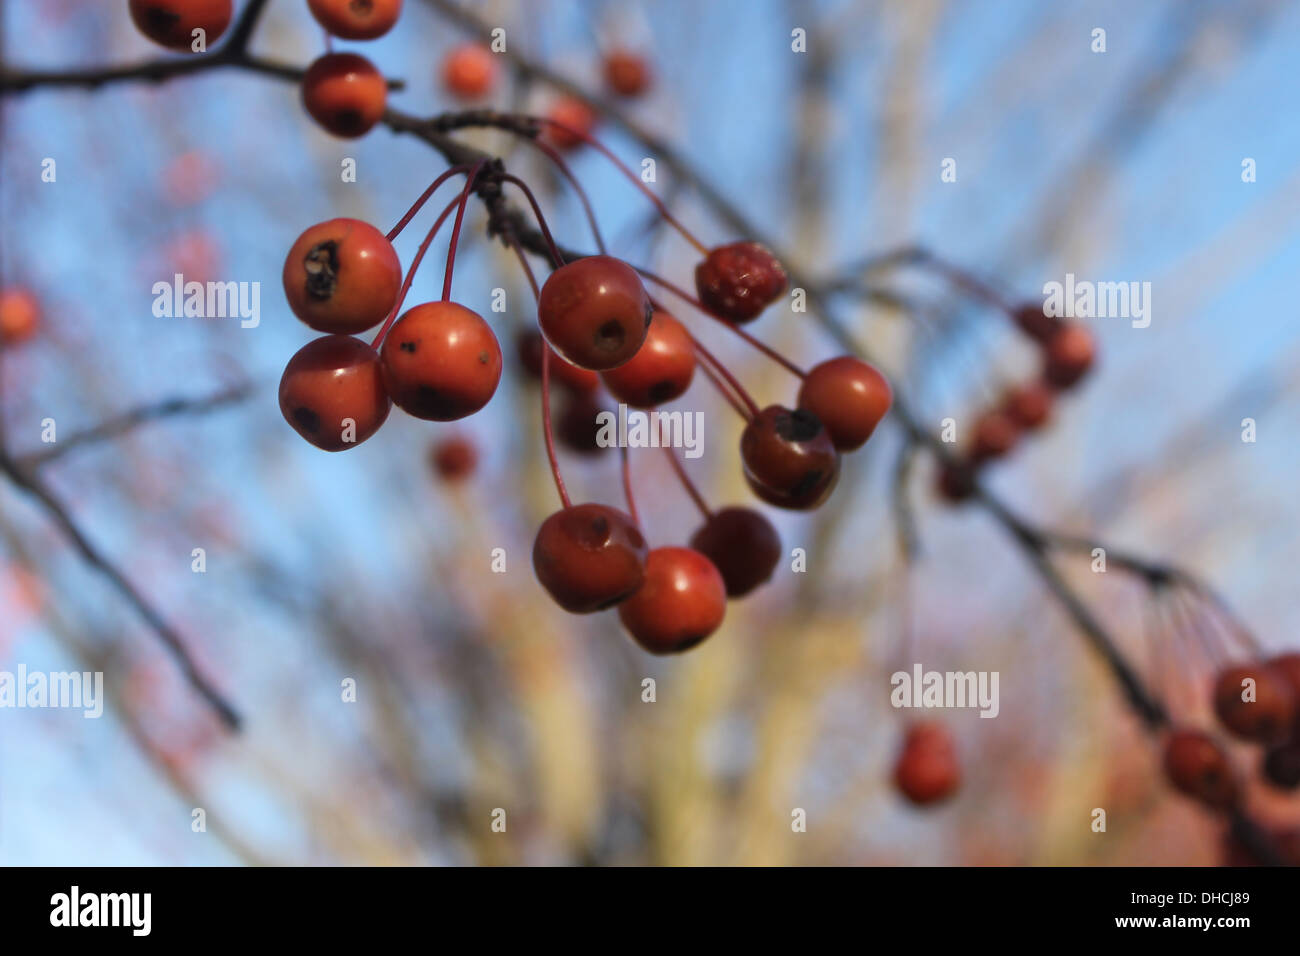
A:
524,137,607,254
695,356,749,420
441,159,487,302
535,117,709,256
370,196,462,349
501,174,567,267
662,446,710,519
689,336,759,420
637,266,806,378
620,447,640,526
387,166,468,242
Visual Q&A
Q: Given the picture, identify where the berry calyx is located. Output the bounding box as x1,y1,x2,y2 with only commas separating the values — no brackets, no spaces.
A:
894,722,961,806
279,335,391,451
1043,322,1095,389
307,0,402,40
1163,728,1238,808
0,287,40,346
301,53,387,139
1001,381,1053,430
970,409,1020,462
532,504,648,613
515,329,599,394
600,309,695,407
689,507,781,597
542,97,598,151
796,356,892,451
379,302,503,421
603,49,652,98
1212,663,1297,743
441,44,497,100
129,0,231,51
283,218,402,335
431,434,477,482
694,241,787,324
740,405,840,510
537,255,653,371
618,547,727,654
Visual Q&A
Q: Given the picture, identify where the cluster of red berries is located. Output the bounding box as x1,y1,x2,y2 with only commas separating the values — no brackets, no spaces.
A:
1163,654,1300,809
937,303,1096,503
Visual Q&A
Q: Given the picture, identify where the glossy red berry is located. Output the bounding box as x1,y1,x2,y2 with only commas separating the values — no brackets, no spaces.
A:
431,434,477,482
1001,381,1053,430
970,409,1020,462
1010,301,1061,344
542,97,597,151
515,329,600,394
130,0,231,51
1043,322,1095,389
1212,663,1297,743
694,242,787,324
600,310,695,408
796,357,892,451
1263,740,1300,790
537,256,652,371
0,288,40,346
279,335,391,451
380,302,503,421
603,49,652,98
301,53,387,139
532,504,647,613
1266,652,1300,724
307,0,402,40
618,547,726,654
894,722,960,806
283,218,402,335
441,44,496,100
689,507,781,598
740,406,839,510
1163,728,1238,808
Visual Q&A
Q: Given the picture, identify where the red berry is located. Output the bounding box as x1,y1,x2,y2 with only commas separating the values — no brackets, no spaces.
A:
936,459,977,504
307,0,402,40
970,409,1020,462
542,97,597,151
431,434,477,482
600,310,695,408
532,504,647,613
796,357,892,451
556,391,610,457
301,53,387,139
740,406,839,510
1163,728,1238,808
0,288,40,346
603,49,652,98
537,256,652,371
694,242,787,324
1043,322,1095,389
1263,740,1300,790
515,329,600,394
441,44,496,100
129,0,231,51
284,218,401,335
1266,652,1300,720
1009,301,1061,344
1001,381,1053,430
894,722,960,806
618,547,726,654
689,507,781,598
1212,663,1297,743
380,302,503,421
279,335,391,451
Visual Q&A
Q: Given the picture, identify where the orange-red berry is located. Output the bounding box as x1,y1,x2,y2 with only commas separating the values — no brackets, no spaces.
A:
533,504,647,613
380,302,503,421
796,356,892,451
130,0,231,51
689,507,780,598
695,242,787,324
1212,663,1297,743
894,722,961,806
283,218,402,335
1163,728,1238,808
279,335,391,451
301,53,387,139
0,288,40,346
740,406,840,510
537,256,652,371
618,547,727,654
603,49,652,98
1043,322,1095,389
600,310,695,407
441,44,496,100
542,97,597,151
431,434,477,482
307,0,402,40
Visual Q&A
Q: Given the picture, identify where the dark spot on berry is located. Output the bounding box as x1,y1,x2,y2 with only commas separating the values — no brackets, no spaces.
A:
292,406,321,433
775,407,824,442
413,386,455,418
648,381,676,404
399,340,417,353
790,469,825,498
595,319,625,353
303,240,340,301
478,350,490,364
334,109,364,134
644,303,654,328
349,0,375,14
573,514,612,549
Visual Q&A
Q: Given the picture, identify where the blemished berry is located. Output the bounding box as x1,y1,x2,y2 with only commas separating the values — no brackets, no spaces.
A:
532,504,647,613
1163,728,1238,808
307,0,402,40
603,49,652,98
618,547,727,654
537,256,653,371
0,287,40,346
936,459,977,503
515,329,600,394
129,0,231,51
1043,322,1095,389
441,44,496,100
1263,740,1300,790
1212,663,1297,743
694,241,787,324
556,391,609,456
431,434,477,482
301,53,387,139
542,97,598,151
1010,301,1061,345
600,310,695,408
283,218,402,335
689,507,781,598
740,405,839,510
1001,381,1053,430
970,409,1020,462
380,302,503,421
796,356,892,451
279,335,390,451
894,722,960,806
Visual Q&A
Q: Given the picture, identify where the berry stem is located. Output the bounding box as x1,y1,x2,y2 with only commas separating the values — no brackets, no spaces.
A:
534,117,709,256
441,159,487,302
635,266,806,378
694,354,751,421
662,446,711,519
370,195,463,349
620,447,640,527
386,165,468,242
523,137,608,255
501,173,567,267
